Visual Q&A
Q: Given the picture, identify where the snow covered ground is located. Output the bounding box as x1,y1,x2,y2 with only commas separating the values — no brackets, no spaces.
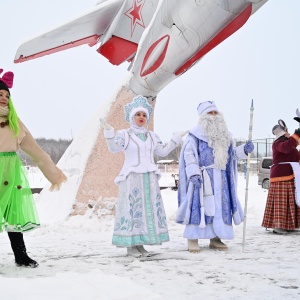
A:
1,173,299,300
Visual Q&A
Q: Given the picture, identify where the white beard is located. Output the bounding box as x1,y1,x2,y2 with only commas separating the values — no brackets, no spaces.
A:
198,113,231,170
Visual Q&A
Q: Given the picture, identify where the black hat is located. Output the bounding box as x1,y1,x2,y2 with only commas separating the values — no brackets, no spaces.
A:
0,80,10,95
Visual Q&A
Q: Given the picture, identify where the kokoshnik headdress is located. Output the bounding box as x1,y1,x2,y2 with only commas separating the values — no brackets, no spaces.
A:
124,95,153,123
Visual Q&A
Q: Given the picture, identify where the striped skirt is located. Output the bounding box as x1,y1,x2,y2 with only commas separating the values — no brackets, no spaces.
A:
262,179,300,230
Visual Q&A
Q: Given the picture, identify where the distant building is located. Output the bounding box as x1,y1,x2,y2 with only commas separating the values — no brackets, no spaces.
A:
157,160,178,173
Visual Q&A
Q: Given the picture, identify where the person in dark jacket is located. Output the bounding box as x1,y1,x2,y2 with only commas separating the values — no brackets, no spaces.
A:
262,120,300,234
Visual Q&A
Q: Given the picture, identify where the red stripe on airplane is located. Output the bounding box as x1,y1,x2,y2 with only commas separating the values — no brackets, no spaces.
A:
14,35,100,63
97,36,138,65
175,4,253,76
140,35,170,77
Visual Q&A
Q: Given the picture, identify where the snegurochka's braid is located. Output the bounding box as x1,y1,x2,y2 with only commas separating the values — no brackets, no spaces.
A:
8,97,19,137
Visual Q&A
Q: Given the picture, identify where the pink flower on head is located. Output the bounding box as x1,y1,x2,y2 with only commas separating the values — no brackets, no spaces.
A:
0,68,14,88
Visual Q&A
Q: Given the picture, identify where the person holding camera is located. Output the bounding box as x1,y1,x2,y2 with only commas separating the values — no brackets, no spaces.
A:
262,119,300,234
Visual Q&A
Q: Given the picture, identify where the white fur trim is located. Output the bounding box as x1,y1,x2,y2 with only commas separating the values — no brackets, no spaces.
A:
233,210,243,225
103,128,115,139
274,128,286,140
129,107,149,123
197,101,218,116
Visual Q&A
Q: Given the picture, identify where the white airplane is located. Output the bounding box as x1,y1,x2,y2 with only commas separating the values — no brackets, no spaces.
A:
14,0,269,214
15,0,268,97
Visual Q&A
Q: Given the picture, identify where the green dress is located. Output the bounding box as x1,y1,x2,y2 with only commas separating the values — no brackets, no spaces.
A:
0,152,40,232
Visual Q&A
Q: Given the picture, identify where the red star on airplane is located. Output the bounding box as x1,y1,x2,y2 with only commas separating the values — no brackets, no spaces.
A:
125,0,145,37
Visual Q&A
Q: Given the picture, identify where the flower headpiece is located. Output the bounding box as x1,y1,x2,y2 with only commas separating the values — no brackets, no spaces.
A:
0,68,14,95
124,95,153,123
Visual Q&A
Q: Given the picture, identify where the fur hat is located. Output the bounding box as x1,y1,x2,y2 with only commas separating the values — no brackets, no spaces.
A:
124,95,153,123
272,119,288,139
197,101,218,116
0,69,14,95
272,124,286,139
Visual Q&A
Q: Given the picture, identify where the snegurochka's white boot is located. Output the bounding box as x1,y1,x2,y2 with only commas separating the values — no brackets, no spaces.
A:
188,239,200,253
127,246,142,258
136,245,151,257
209,237,228,251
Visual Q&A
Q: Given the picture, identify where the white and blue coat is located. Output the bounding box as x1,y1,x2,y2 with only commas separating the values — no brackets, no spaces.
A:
176,125,246,240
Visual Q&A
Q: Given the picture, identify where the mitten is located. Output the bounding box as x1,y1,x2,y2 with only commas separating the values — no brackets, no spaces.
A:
294,117,300,123
244,140,254,155
190,175,203,188
178,130,189,137
294,129,300,137
99,118,112,130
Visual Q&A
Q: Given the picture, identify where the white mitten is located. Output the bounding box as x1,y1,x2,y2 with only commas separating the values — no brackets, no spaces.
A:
99,118,112,130
178,130,188,137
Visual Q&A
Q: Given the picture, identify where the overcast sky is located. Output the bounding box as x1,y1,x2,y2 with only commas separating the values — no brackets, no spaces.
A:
1,0,300,142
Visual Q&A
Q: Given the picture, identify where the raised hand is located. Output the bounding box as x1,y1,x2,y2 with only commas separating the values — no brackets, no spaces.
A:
178,130,189,137
294,129,300,137
99,118,112,130
244,140,254,155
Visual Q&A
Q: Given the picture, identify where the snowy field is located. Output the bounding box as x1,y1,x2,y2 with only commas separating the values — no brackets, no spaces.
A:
0,173,299,300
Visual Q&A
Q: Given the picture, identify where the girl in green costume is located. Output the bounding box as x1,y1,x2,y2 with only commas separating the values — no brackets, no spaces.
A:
0,69,67,267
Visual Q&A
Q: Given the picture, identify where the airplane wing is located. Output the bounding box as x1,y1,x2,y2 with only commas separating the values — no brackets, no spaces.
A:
14,0,123,63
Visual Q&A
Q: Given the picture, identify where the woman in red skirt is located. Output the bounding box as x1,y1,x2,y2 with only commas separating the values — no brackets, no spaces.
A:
262,120,300,234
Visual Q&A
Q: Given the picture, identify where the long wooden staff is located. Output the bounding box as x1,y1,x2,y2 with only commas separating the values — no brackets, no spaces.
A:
242,99,254,252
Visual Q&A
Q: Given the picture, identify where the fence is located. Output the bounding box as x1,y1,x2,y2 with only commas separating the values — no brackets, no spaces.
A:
251,138,274,158
237,138,274,174
157,138,275,176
